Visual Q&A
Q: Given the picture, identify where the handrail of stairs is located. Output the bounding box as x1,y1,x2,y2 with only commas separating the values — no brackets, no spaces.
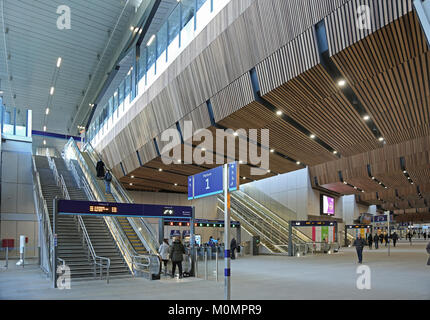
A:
63,138,137,273
83,141,159,254
32,156,54,277
57,170,111,284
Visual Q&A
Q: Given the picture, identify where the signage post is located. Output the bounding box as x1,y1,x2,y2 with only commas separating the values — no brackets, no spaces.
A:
223,164,231,300
387,212,391,257
53,198,58,289
190,206,196,277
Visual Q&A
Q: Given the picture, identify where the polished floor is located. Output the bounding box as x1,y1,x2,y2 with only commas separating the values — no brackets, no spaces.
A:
1,241,429,300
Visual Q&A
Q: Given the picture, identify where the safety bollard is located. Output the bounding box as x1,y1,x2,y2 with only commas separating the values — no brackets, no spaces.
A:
204,250,208,280
216,249,218,282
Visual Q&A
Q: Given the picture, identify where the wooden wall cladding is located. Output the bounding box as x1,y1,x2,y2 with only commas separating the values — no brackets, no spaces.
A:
325,0,414,56
256,27,320,96
178,103,212,143
211,73,254,122
96,0,358,172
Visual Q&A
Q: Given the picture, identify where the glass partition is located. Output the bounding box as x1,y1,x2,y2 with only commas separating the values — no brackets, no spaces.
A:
88,0,232,146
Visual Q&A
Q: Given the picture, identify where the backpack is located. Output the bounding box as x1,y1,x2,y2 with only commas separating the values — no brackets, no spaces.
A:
105,172,112,182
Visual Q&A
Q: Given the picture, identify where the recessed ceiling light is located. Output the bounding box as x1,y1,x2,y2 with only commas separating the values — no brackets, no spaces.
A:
379,182,382,185
43,140,46,145
177,159,181,163
310,134,316,139
56,57,62,68
50,87,55,95
276,110,282,116
129,183,133,186
267,170,271,173
270,149,275,153
296,161,301,165
233,132,238,137
378,137,384,142
45,108,50,115
131,175,134,178
202,148,206,152
338,79,346,87
43,125,46,132
354,186,357,190
372,177,375,180
343,181,347,185
130,26,134,31
361,190,365,193
239,160,243,164
147,34,156,46
242,177,246,180
333,151,338,155
174,183,178,186
403,170,407,174
158,168,163,172
363,115,370,121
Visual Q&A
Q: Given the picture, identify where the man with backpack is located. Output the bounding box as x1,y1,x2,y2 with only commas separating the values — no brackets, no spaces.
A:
104,170,112,194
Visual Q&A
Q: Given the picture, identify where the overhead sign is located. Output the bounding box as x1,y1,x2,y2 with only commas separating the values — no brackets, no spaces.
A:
58,200,193,218
372,215,393,223
188,162,239,200
347,225,372,229
291,221,337,227
164,218,240,228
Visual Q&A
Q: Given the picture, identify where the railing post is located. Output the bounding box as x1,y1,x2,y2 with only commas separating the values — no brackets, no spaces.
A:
204,249,208,280
216,247,218,282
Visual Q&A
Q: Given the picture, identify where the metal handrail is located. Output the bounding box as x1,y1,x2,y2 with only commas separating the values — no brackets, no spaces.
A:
57,169,111,284
32,156,54,276
232,191,311,243
218,196,290,250
131,254,161,278
84,141,159,254
64,138,137,273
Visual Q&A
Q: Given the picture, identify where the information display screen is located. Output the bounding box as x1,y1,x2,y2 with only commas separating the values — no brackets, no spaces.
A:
321,195,335,215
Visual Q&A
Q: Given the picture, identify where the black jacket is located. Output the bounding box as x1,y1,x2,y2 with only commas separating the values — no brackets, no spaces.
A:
169,241,185,262
230,238,237,250
426,241,430,266
96,160,105,178
353,238,366,249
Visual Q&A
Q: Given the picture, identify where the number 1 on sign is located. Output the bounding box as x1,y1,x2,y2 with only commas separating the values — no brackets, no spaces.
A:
205,178,210,190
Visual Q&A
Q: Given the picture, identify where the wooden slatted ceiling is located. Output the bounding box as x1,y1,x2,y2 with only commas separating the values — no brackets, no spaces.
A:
332,11,430,145
262,64,379,157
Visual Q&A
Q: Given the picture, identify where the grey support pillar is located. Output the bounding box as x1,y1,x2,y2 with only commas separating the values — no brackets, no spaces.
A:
158,218,164,245
190,207,196,277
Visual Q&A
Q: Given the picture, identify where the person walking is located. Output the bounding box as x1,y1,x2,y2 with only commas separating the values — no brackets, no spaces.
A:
96,159,105,179
373,233,379,249
367,234,373,250
407,231,413,245
230,238,237,260
392,232,399,247
426,240,430,266
353,234,366,264
384,232,389,247
169,237,186,279
380,232,384,245
158,239,170,276
104,170,112,194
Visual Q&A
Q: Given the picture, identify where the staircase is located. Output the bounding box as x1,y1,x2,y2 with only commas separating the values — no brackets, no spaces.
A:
34,155,95,279
54,157,131,277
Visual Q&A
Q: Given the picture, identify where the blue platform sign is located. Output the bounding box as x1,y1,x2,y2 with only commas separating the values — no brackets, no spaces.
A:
188,162,239,200
57,200,193,218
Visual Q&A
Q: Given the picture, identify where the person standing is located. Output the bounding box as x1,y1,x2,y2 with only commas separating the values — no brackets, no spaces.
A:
392,232,399,247
96,159,105,179
384,232,389,247
158,239,170,276
408,231,413,245
380,232,384,245
426,241,430,266
353,234,366,264
104,170,112,194
169,237,186,279
373,233,379,249
230,238,237,260
367,234,373,250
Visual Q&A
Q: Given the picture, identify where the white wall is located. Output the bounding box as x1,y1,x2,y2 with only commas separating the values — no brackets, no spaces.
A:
0,139,38,257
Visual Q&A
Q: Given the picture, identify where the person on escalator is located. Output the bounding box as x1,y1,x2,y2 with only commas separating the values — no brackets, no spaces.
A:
169,237,185,279
104,170,112,194
96,160,105,179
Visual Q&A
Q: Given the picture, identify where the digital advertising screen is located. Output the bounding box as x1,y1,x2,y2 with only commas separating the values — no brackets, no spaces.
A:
321,195,335,215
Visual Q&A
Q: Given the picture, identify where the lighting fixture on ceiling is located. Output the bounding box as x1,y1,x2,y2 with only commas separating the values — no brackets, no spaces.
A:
242,177,246,180
296,161,301,165
343,181,347,185
202,148,206,152
276,110,282,116
363,115,370,121
174,183,178,186
130,26,134,31
56,57,62,68
267,170,271,173
378,137,384,142
338,79,346,87
372,177,375,180
233,132,238,137
43,140,46,145
43,126,46,132
50,87,55,95
147,34,156,47
158,168,163,172
270,149,274,153
333,151,338,155
177,159,181,164
403,170,407,174
131,175,134,179
310,134,316,139
45,108,50,115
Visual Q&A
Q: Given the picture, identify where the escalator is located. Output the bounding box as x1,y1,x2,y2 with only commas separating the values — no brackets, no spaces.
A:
63,139,160,268
217,190,311,254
